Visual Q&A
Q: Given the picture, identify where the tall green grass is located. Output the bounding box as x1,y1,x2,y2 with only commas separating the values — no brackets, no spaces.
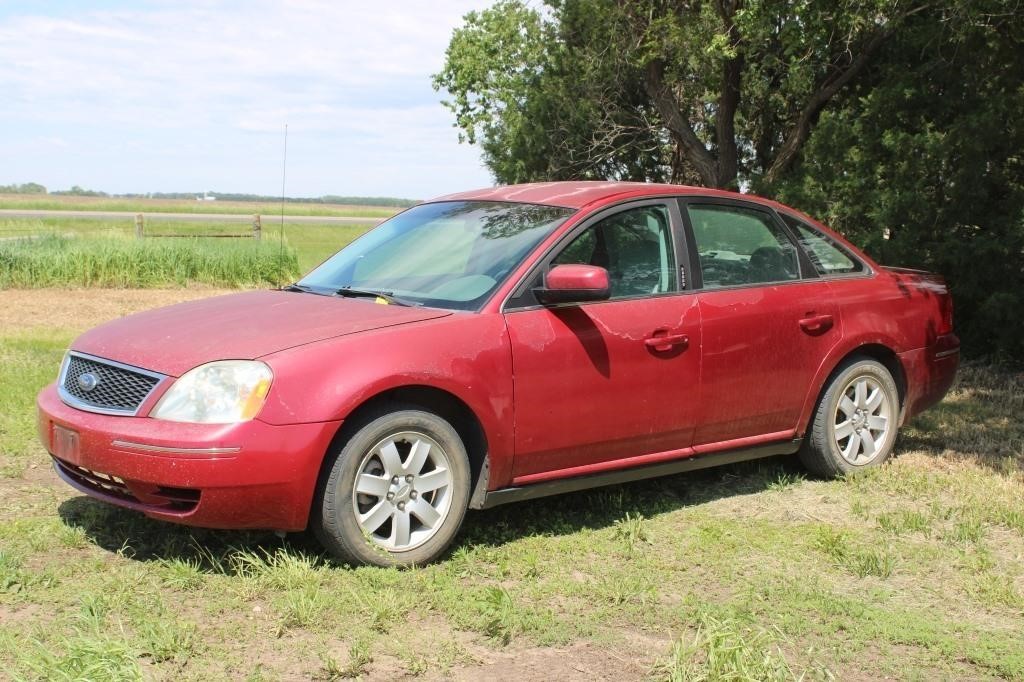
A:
0,235,298,288
0,219,369,276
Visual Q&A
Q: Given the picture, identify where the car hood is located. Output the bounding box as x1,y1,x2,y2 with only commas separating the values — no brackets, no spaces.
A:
71,290,452,376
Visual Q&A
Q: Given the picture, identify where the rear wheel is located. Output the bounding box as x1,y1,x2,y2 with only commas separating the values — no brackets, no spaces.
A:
314,406,471,567
799,357,899,478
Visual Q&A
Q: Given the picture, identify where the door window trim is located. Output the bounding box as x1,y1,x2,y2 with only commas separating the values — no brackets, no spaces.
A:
502,198,692,312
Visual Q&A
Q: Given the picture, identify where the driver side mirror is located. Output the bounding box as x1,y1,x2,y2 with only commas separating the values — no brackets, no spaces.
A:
534,264,611,305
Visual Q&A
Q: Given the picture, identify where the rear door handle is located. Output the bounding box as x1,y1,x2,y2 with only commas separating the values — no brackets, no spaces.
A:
644,331,689,352
799,313,834,335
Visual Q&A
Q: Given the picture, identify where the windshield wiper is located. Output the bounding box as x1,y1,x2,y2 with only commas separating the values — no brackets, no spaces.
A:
333,286,418,307
281,283,329,295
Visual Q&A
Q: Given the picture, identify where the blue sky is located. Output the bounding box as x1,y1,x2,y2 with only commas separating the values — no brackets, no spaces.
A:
0,0,494,199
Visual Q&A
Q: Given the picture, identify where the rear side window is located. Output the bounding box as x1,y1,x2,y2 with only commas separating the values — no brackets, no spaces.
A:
781,214,865,276
686,204,799,288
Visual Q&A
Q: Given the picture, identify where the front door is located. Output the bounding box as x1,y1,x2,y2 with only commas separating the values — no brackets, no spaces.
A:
504,201,702,481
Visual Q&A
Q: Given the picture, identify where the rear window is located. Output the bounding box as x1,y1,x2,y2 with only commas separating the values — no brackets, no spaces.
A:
781,214,865,276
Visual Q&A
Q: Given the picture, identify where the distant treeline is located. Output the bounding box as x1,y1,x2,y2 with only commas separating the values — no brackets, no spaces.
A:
0,183,47,194
125,192,418,207
0,183,418,206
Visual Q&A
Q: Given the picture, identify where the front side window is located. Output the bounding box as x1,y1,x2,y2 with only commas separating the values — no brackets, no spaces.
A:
552,205,677,298
781,214,865,276
300,201,574,310
687,204,800,288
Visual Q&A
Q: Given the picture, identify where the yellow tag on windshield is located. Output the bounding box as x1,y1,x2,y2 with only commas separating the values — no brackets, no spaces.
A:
374,297,389,305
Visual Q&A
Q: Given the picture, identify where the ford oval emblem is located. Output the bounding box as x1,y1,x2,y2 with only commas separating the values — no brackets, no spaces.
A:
78,372,99,392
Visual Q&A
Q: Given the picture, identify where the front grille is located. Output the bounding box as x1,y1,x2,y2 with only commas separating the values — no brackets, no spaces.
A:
60,352,163,414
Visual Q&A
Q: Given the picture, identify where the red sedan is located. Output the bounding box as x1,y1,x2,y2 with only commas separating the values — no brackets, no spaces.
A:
37,182,959,566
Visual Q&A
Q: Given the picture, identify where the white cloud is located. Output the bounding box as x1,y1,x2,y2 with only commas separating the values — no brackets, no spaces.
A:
0,0,494,198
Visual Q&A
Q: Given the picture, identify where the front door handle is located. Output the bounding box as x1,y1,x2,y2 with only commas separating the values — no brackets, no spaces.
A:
799,313,834,335
644,331,689,352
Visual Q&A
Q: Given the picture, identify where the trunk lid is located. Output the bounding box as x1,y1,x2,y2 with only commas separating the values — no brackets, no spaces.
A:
884,266,954,335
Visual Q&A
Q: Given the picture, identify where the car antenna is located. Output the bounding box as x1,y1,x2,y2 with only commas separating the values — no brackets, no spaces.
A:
279,123,288,271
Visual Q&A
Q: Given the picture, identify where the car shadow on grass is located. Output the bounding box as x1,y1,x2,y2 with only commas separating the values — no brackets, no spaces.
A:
57,495,288,571
896,364,1024,475
56,455,803,568
458,455,804,551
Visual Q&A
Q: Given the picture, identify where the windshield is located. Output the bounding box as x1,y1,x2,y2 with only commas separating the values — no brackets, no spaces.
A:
298,201,574,310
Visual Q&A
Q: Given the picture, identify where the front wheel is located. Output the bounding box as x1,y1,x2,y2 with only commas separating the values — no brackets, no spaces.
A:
314,406,471,567
799,357,900,478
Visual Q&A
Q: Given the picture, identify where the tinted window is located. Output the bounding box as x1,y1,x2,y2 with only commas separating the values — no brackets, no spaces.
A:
552,205,676,298
300,201,574,310
687,204,799,287
781,214,865,276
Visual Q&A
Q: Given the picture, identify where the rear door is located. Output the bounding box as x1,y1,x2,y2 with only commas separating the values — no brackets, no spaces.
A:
681,199,841,446
504,200,702,481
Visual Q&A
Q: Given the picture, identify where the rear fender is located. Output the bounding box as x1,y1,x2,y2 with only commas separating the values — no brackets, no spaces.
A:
796,333,906,436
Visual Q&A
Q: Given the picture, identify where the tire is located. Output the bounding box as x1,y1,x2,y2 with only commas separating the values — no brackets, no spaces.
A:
313,404,471,567
799,357,900,478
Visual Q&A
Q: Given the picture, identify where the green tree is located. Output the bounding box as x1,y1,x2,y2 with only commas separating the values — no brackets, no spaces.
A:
435,0,929,189
775,2,1024,362
433,1,670,183
437,0,1024,362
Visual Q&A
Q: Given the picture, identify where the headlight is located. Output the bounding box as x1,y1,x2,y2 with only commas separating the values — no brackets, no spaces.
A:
151,360,273,424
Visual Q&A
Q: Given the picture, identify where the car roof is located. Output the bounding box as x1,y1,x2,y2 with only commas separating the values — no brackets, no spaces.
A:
427,180,876,275
429,180,784,211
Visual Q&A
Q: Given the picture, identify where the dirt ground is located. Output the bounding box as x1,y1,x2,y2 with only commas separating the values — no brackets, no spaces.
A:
0,287,232,335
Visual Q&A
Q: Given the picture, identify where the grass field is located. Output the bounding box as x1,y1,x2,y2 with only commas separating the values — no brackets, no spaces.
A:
0,194,402,219
0,218,368,276
0,289,1021,680
0,235,299,288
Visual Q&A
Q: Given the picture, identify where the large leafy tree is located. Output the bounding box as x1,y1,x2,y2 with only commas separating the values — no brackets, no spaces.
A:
434,0,928,189
775,2,1024,362
435,0,1024,362
433,1,671,183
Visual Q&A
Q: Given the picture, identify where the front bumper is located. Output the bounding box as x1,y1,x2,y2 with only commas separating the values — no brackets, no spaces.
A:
37,383,341,531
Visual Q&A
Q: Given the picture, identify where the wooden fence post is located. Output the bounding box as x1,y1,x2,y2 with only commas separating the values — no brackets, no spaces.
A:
253,214,262,241
134,213,144,239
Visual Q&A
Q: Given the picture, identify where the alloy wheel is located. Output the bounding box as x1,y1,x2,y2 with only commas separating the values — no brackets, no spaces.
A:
351,431,453,552
832,375,892,465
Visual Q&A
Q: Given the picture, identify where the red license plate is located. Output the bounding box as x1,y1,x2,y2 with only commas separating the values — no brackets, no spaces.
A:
52,424,81,465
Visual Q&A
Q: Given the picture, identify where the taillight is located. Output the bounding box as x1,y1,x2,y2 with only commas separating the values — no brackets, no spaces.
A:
938,291,954,335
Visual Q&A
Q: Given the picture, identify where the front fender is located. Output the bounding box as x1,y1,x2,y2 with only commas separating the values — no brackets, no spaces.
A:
256,312,516,486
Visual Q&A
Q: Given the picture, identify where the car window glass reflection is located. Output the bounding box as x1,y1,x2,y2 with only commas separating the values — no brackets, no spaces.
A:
552,205,676,298
688,205,800,288
300,201,575,311
781,214,865,276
